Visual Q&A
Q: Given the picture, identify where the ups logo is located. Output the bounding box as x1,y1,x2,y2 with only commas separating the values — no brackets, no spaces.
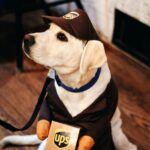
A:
54,131,70,148
63,12,79,20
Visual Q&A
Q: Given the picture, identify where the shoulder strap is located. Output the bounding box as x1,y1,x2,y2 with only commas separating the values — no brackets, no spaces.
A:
0,77,52,132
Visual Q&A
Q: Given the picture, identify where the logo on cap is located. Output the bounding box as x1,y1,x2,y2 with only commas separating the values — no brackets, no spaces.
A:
63,12,79,20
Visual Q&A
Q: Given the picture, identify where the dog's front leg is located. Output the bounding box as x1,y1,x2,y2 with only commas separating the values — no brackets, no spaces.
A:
36,120,51,140
77,135,95,150
111,108,137,150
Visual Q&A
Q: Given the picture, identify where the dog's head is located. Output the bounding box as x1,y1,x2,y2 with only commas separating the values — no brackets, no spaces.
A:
23,9,107,75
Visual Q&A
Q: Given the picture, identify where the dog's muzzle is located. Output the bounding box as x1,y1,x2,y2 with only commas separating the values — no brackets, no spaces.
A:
23,34,35,54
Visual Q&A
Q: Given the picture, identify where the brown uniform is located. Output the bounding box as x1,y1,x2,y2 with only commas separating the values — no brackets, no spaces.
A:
39,79,118,150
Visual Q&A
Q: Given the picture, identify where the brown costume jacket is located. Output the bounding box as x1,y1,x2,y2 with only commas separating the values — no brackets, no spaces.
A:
39,78,118,150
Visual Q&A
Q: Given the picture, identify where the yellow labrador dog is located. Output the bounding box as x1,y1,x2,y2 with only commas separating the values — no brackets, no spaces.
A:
0,9,137,150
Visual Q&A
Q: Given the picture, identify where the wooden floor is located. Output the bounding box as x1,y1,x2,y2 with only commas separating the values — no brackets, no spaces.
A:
105,43,150,150
0,43,150,150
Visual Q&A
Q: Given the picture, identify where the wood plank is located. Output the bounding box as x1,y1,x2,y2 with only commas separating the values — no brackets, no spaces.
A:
105,42,150,150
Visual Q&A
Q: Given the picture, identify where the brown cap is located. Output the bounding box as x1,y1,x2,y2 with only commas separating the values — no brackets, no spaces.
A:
42,9,99,41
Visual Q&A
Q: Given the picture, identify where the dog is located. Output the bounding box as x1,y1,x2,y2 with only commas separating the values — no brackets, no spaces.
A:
0,9,137,150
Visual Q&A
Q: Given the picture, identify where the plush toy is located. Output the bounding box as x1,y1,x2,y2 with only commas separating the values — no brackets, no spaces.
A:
0,9,137,150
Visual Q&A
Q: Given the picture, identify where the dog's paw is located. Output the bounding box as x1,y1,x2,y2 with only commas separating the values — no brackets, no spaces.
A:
125,143,137,150
0,138,8,148
38,139,47,150
114,141,138,150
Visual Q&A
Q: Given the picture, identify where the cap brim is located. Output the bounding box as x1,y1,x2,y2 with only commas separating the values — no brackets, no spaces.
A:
42,15,68,28
42,15,58,23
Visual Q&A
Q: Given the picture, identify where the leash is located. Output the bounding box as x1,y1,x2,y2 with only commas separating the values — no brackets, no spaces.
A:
0,76,52,132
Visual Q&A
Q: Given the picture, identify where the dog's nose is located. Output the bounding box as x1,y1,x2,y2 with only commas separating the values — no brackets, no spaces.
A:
23,35,35,54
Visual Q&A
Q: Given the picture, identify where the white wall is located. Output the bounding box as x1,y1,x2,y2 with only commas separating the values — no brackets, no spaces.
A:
82,0,150,41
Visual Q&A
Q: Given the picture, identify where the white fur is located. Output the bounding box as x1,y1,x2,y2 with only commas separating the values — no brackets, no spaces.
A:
0,135,41,147
55,62,111,117
0,23,137,150
111,108,137,150
38,139,47,150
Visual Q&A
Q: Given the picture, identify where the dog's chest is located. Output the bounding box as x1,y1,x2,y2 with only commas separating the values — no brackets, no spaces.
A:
53,63,111,117
54,84,100,117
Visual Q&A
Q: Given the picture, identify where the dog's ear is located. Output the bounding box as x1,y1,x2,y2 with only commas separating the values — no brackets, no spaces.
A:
80,40,107,74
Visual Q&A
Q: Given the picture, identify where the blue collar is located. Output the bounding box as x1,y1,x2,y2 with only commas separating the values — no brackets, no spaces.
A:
55,68,101,93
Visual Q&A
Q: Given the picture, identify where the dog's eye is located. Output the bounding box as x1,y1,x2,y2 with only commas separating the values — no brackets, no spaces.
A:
57,32,68,42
